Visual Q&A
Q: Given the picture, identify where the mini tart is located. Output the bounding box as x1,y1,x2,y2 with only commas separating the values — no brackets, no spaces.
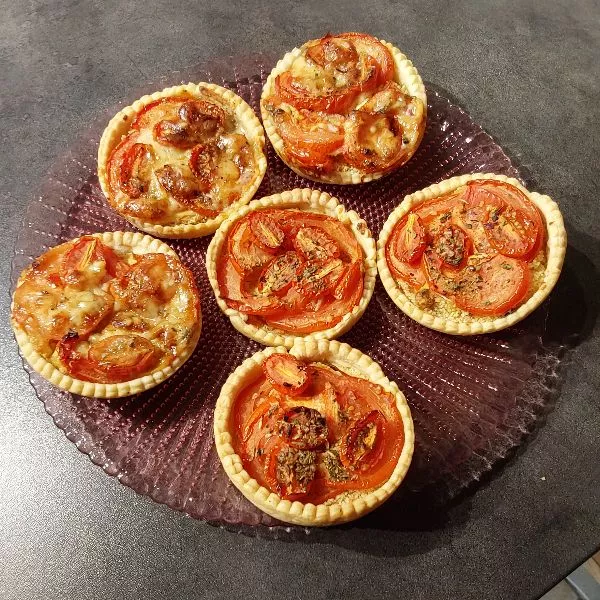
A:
261,32,427,184
206,188,377,347
11,231,202,398
214,340,414,526
377,173,567,335
98,83,267,238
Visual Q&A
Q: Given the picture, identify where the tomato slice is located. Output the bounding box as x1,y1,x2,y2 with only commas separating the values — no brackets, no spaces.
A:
62,236,122,285
385,224,427,289
296,258,346,298
257,252,303,296
391,214,427,265
333,260,362,301
339,410,387,473
305,34,359,70
242,398,281,443
57,333,159,383
117,142,155,198
217,254,284,316
432,224,471,269
188,143,217,192
248,212,284,250
267,271,363,334
293,226,340,261
228,220,275,274
466,180,544,259
131,96,189,130
264,442,317,500
275,110,344,166
453,255,531,316
153,99,225,149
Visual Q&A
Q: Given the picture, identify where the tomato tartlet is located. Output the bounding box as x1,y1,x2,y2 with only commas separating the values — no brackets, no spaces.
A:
377,174,567,335
206,188,376,347
98,83,267,238
261,32,426,184
11,232,201,398
214,340,414,526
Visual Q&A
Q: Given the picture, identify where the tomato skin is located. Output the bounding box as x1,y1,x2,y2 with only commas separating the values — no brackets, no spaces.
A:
385,224,427,290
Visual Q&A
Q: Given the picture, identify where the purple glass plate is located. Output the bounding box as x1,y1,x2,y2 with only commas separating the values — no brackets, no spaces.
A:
11,55,565,538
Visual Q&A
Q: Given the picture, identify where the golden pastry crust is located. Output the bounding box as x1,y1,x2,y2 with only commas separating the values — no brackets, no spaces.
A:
11,231,202,398
377,173,567,335
213,339,414,526
206,188,377,347
261,36,427,184
98,83,267,238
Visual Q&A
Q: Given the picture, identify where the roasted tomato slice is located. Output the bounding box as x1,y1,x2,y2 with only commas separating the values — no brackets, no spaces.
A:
305,33,359,70
422,247,463,296
257,252,303,296
432,224,471,269
131,96,188,130
155,164,218,216
390,214,427,265
188,143,217,192
57,333,159,383
266,272,363,334
263,354,310,395
453,255,531,316
153,99,225,149
242,398,282,443
293,226,340,261
344,111,404,172
217,254,284,315
385,223,427,289
278,406,328,450
248,212,284,250
228,220,275,274
466,179,544,259
264,443,317,500
116,142,154,198
339,410,387,473
275,109,344,166
296,258,346,298
333,260,362,301
62,236,122,286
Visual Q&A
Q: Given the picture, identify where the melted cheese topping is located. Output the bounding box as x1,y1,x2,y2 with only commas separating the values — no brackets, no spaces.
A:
12,237,200,382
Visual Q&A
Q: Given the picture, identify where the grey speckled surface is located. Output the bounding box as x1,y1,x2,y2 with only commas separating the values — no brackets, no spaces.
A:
1,1,599,599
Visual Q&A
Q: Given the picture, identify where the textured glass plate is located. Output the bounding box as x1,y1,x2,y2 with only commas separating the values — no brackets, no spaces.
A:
11,55,565,537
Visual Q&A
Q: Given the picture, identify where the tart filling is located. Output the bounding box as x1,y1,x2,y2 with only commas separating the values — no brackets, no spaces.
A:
214,340,414,526
261,32,426,184
98,83,267,238
206,188,377,347
377,174,567,335
11,231,201,397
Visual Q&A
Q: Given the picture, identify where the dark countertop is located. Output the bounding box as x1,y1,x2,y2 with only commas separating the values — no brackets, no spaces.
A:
1,1,599,599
